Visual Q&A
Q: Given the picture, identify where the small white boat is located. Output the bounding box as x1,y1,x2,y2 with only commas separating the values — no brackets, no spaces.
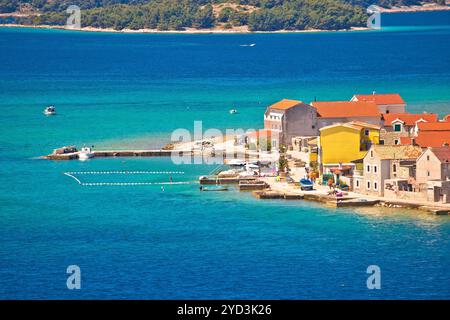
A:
43,106,56,116
78,147,94,161
245,163,259,171
229,109,238,114
228,159,246,167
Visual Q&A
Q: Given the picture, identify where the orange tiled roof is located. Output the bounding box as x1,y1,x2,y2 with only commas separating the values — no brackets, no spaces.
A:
403,131,450,148
354,93,405,105
431,147,450,163
268,99,303,111
417,122,450,131
443,114,450,122
311,101,380,118
383,113,438,126
400,136,413,145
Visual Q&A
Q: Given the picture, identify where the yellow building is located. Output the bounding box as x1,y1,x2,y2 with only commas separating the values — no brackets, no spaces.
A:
319,121,380,173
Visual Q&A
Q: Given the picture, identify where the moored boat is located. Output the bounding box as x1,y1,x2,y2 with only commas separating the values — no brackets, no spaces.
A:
228,159,246,167
78,147,94,161
300,178,314,191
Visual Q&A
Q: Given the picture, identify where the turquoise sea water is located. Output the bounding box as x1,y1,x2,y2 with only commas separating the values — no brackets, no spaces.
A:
0,12,450,299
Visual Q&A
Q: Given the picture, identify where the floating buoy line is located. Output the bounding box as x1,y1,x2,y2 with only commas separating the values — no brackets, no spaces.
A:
65,171,185,175
63,171,191,186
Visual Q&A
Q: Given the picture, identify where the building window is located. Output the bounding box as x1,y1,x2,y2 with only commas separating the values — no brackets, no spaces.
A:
373,165,378,173
393,164,397,173
356,180,360,188
427,155,430,161
370,150,374,158
427,171,430,177
394,139,400,145
394,124,402,132
374,181,378,191
366,181,371,190
379,139,385,145
364,129,370,136
366,165,371,173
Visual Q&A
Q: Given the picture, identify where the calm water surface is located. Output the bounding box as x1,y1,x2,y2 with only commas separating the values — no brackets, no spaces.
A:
0,12,449,299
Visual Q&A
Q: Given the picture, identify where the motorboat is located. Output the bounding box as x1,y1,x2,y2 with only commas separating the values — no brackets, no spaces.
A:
228,159,246,167
300,178,314,191
43,106,56,116
229,109,238,114
245,163,259,171
78,147,94,161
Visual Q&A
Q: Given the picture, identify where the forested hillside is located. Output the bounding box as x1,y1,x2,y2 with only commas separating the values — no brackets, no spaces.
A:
0,0,445,31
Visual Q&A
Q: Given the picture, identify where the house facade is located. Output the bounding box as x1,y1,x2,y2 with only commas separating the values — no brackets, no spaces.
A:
416,147,450,183
416,147,450,203
380,113,438,146
264,99,318,146
318,121,380,174
351,93,406,114
353,145,423,197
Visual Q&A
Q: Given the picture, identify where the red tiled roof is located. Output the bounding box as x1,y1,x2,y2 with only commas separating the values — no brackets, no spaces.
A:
268,99,303,111
407,131,450,148
383,113,438,126
417,122,450,131
311,101,380,118
354,93,405,105
400,136,413,145
431,147,450,163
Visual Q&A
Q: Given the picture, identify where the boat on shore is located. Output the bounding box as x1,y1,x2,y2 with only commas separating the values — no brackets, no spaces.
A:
300,178,314,191
78,147,94,160
43,106,56,116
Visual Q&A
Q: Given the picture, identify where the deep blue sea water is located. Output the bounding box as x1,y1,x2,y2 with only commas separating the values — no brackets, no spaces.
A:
0,11,449,299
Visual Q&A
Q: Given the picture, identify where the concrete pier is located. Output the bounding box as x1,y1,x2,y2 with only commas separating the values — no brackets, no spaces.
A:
44,149,198,160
